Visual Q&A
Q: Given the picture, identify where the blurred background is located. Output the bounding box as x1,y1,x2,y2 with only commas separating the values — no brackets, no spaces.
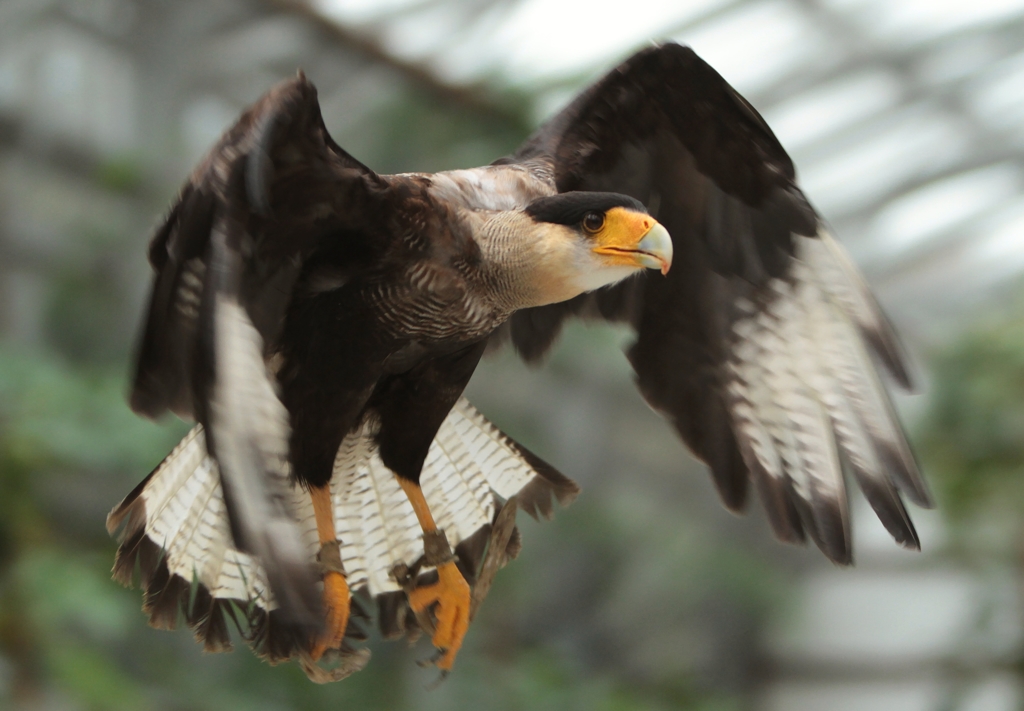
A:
0,0,1022,709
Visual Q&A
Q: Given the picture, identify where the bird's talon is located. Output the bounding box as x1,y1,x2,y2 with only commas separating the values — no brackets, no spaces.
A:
416,648,446,668
407,560,470,671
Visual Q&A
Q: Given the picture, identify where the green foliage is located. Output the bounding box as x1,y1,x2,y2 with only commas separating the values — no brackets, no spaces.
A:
416,645,742,711
45,255,133,366
94,157,145,194
0,347,187,475
919,301,1024,523
353,87,530,175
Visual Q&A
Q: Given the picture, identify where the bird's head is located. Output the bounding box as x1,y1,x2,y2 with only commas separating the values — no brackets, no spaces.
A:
514,191,672,306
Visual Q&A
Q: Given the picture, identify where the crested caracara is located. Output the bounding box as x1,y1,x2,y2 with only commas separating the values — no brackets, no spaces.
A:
107,43,932,682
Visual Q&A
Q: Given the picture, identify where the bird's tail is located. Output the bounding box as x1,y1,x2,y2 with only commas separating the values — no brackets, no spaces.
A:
107,397,577,667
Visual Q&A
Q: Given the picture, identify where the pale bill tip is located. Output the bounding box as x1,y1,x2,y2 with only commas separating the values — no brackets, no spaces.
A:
637,223,673,275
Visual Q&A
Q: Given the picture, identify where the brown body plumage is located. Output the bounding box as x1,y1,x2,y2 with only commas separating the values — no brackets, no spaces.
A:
109,42,931,680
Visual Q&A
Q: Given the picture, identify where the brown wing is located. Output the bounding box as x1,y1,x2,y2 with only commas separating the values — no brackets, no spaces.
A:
503,43,932,564
131,74,381,419
129,74,388,627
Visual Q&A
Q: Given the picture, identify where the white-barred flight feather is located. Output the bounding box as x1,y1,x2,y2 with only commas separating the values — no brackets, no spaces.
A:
723,232,926,563
206,223,319,627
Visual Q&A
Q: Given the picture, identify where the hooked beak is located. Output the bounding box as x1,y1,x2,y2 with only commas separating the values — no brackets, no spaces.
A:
591,208,673,275
635,222,673,275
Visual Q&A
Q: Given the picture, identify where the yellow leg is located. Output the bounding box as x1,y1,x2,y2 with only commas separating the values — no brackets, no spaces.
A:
309,485,350,661
397,477,471,672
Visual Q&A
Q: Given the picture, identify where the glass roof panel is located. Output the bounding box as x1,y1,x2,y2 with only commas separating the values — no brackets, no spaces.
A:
970,196,1024,281
869,0,1024,45
869,163,1022,258
969,48,1024,130
674,0,829,94
798,105,969,214
764,70,903,151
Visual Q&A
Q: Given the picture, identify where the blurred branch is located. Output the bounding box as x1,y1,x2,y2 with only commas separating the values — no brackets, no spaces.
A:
20,4,133,53
260,0,532,134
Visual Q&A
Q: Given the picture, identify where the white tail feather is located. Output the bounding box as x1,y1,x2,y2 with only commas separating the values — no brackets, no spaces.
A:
121,397,558,609
447,399,541,500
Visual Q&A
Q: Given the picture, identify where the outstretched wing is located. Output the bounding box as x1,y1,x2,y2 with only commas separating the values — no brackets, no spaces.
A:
129,74,387,627
504,43,932,564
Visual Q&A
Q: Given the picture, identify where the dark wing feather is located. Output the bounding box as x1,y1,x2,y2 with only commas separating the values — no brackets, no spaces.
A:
506,43,931,564
132,74,379,418
129,74,386,625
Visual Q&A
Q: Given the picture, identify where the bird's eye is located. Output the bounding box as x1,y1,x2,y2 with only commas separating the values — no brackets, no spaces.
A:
582,212,605,233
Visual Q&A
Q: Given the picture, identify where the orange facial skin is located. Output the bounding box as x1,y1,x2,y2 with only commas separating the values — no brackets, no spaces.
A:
590,207,673,275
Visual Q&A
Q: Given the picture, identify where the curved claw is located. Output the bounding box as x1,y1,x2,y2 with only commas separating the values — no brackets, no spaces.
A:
407,561,471,671
299,646,370,684
426,669,450,690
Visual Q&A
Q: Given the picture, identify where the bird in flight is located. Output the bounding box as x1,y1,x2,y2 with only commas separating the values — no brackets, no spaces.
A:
107,43,931,683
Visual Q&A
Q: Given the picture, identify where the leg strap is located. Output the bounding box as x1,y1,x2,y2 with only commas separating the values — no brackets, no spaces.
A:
422,529,454,567
317,540,345,576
